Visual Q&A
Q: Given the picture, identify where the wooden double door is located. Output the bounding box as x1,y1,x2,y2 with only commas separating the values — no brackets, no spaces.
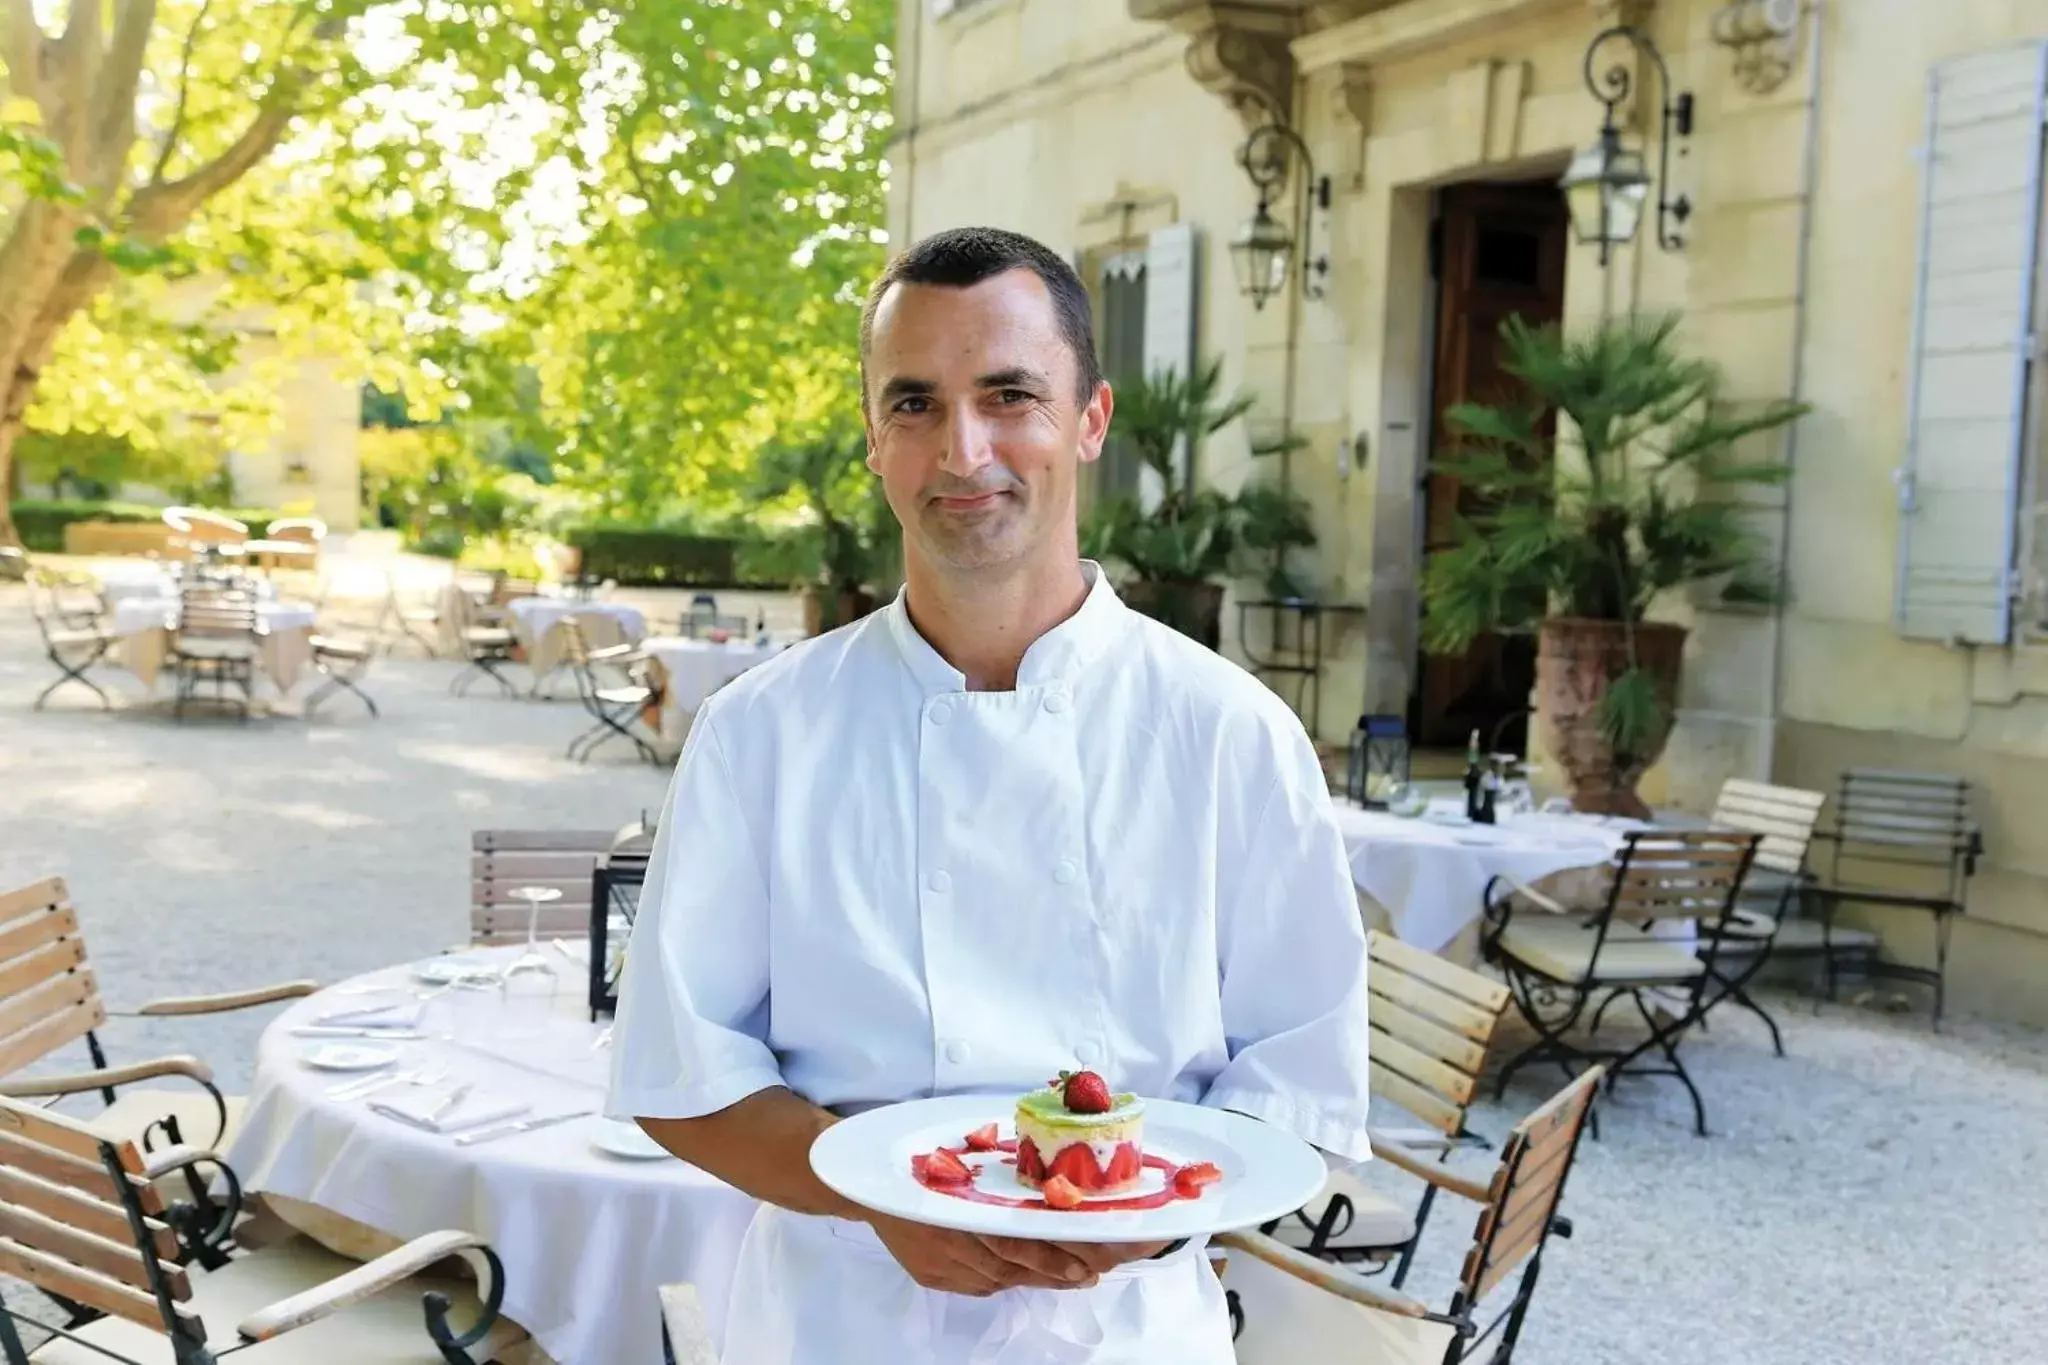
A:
1411,181,1569,753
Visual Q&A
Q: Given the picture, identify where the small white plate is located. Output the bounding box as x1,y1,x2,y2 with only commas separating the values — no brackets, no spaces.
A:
300,1042,401,1072
411,957,499,986
589,1119,673,1161
811,1096,1326,1244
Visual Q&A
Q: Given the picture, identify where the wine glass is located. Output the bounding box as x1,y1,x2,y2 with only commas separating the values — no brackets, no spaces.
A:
504,886,563,985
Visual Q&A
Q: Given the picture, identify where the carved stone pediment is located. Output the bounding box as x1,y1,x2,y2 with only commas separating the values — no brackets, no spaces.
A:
1128,1,1305,130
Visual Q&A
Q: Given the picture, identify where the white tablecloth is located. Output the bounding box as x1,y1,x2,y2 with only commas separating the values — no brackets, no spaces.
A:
92,563,176,603
506,598,648,646
109,596,320,689
642,636,785,743
1333,804,1635,952
223,947,759,1365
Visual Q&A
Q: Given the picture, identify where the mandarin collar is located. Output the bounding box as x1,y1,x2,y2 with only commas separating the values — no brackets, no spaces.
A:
885,561,1125,696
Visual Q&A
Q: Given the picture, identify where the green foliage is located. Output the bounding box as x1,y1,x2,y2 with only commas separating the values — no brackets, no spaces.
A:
8,498,282,552
1419,314,1806,654
1083,359,1315,588
564,524,738,587
749,428,896,595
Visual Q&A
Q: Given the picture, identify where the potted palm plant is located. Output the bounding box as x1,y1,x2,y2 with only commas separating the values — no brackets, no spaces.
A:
1084,358,1311,648
1420,314,1806,816
752,430,897,634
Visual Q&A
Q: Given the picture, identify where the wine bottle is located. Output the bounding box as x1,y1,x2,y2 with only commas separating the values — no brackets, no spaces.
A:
1463,729,1482,821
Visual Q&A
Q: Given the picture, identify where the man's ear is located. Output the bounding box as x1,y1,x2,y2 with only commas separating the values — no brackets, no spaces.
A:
1077,380,1114,466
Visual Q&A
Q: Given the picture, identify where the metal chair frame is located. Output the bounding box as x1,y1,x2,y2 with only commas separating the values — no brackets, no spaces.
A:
26,571,113,711
560,619,661,764
1482,829,1759,1137
1802,768,1979,1027
305,636,379,718
169,589,260,724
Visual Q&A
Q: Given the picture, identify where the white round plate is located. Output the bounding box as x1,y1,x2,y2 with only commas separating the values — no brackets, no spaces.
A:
300,1042,401,1072
810,1096,1326,1244
589,1120,673,1161
410,957,498,986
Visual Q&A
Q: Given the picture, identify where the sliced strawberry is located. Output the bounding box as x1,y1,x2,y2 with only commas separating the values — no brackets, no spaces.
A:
1171,1162,1222,1198
1105,1142,1140,1187
910,1154,930,1182
1015,1137,1046,1183
1049,1142,1104,1190
964,1123,1000,1152
1040,1174,1085,1210
924,1149,974,1185
1061,1071,1114,1115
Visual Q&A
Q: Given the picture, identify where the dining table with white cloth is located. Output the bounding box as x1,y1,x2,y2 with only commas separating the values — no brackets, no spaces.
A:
505,596,648,684
221,944,759,1365
108,594,318,690
1332,802,1643,956
639,634,786,746
91,561,177,603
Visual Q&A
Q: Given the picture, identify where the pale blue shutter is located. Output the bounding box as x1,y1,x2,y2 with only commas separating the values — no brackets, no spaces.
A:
1896,43,2048,645
1141,222,1199,497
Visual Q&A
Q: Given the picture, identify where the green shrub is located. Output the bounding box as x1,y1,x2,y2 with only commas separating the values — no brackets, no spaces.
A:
566,524,738,587
9,499,284,552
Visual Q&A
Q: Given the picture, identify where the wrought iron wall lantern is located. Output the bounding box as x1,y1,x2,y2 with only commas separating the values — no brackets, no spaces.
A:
1558,26,1695,266
1231,122,1330,311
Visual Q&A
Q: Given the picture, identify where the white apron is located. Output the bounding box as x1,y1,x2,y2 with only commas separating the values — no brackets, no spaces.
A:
722,1208,1234,1365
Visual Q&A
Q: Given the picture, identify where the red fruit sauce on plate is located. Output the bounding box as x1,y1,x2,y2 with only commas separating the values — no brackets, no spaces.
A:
912,1139,1210,1213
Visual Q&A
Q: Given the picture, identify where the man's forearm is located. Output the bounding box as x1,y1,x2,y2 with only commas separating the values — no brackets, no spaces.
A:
638,1086,862,1219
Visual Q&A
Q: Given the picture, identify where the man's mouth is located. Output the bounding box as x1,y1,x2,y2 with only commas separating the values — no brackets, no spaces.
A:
929,491,1008,511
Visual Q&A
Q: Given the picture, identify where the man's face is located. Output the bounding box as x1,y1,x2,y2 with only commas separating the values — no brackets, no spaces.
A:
863,269,1111,579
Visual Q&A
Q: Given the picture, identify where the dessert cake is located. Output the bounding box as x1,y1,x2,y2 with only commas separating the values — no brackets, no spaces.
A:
1013,1069,1145,1194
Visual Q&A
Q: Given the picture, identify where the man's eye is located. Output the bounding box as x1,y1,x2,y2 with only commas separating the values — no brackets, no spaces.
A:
894,396,933,414
999,389,1033,405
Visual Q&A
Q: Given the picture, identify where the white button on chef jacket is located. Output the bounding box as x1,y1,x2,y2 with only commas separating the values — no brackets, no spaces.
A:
608,566,1373,1365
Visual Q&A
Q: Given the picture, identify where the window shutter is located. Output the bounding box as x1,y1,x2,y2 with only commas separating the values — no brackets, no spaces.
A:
1142,222,1198,386
1141,223,1200,495
1896,43,2048,645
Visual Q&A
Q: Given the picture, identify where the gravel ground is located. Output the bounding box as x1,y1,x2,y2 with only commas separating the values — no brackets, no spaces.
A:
2,570,2044,1364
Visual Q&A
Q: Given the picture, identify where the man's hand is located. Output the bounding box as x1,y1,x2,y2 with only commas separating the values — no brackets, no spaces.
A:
868,1215,1168,1296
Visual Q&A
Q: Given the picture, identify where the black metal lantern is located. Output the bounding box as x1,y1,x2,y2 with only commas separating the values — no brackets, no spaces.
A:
1346,713,1411,809
1561,25,1694,265
1231,122,1329,311
589,815,656,1019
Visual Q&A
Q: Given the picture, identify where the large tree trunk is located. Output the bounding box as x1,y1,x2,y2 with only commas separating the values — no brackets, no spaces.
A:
0,0,304,548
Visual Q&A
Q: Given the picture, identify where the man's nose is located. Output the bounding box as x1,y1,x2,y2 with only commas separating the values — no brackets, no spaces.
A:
939,405,996,478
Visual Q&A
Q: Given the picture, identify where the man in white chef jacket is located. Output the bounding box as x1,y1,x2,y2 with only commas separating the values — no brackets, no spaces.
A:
608,227,1373,1364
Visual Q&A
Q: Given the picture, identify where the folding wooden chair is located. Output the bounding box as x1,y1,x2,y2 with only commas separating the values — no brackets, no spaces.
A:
1266,933,1509,1286
1222,1067,1602,1365
0,1096,526,1364
169,587,260,723
1693,779,1842,1056
446,588,521,699
560,619,661,765
1481,829,1759,1137
304,635,378,719
1802,768,1979,1027
25,572,112,712
0,878,316,1201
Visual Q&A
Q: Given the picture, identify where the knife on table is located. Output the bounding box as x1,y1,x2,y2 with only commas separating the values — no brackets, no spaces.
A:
454,1110,595,1147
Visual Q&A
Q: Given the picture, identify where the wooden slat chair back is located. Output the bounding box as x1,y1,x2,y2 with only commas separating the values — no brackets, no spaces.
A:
0,878,107,1083
1366,931,1510,1138
470,830,617,945
1711,779,1826,879
1221,1067,1602,1365
0,1095,200,1351
175,587,259,639
1604,829,1757,924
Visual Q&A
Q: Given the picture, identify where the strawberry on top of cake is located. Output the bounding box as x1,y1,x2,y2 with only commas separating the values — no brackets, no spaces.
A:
1013,1070,1145,1194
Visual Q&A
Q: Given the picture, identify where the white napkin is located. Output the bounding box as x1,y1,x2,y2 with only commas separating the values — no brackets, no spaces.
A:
315,1001,424,1030
368,1087,530,1135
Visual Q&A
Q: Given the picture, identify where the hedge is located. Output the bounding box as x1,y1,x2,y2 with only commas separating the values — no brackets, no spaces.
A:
564,522,822,590
10,499,286,553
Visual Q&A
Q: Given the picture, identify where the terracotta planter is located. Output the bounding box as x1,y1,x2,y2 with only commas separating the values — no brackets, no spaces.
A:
803,586,879,637
1121,580,1225,650
1536,617,1687,818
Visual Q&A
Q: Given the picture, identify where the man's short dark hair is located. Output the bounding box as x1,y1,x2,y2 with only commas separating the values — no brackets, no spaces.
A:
859,227,1104,410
